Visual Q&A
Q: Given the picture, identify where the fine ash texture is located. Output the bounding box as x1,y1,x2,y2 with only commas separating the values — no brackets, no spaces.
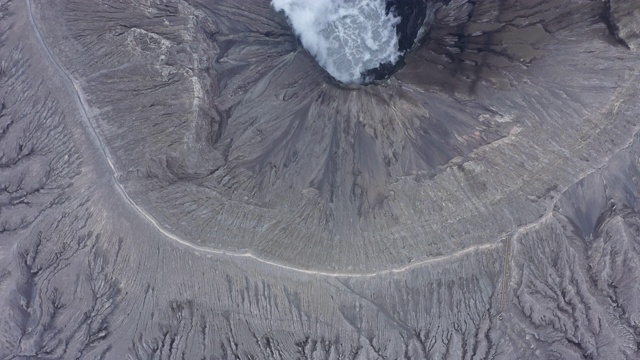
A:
0,0,639,359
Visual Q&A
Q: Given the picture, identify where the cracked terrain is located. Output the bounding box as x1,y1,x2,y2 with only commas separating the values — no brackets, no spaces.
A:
1,0,640,358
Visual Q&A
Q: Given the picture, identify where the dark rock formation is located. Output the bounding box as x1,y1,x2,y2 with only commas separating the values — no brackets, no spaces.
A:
607,0,640,50
364,0,433,82
387,0,432,52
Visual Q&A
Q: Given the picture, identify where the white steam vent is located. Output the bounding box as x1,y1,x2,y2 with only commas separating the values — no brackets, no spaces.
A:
272,0,403,84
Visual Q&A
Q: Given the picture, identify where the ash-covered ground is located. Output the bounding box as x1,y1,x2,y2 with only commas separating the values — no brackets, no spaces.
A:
0,0,640,359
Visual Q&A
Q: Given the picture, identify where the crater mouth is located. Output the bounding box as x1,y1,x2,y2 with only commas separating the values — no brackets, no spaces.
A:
272,0,433,85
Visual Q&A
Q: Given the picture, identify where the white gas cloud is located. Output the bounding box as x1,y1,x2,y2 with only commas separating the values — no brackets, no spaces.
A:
272,0,402,84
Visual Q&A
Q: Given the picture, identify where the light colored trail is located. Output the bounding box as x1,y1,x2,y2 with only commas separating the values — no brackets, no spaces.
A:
31,0,607,278
26,0,501,277
27,0,640,278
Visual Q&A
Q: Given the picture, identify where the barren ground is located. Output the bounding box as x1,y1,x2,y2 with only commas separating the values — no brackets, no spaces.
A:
1,0,640,358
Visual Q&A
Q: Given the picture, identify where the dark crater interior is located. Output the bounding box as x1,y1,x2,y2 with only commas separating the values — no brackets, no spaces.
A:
363,0,432,83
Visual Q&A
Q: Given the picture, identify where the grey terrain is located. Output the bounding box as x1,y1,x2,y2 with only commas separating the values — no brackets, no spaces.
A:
1,0,640,358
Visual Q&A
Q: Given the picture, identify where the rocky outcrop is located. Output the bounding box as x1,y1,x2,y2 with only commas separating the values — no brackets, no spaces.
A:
608,0,640,50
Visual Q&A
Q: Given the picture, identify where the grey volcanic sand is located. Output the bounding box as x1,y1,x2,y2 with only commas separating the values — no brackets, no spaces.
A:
1,0,640,358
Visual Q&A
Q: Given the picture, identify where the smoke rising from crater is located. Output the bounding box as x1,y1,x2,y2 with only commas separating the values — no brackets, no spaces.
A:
271,0,403,84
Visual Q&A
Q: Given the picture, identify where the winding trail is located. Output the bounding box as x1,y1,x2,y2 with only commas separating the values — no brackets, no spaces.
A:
27,0,638,278
26,0,501,277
